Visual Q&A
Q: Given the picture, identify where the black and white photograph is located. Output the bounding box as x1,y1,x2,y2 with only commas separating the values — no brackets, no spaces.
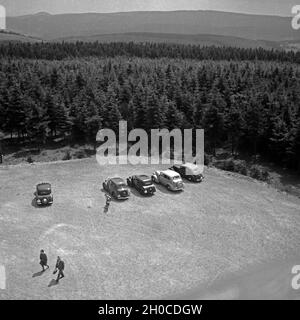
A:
0,0,300,306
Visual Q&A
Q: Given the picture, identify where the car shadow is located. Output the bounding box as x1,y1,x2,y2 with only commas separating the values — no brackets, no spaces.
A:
31,198,49,208
182,178,204,185
48,279,59,287
32,270,45,278
100,188,129,202
31,198,39,208
154,183,184,195
32,192,40,208
127,186,155,198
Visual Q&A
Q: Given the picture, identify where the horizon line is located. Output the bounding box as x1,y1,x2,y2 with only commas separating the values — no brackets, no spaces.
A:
7,9,293,19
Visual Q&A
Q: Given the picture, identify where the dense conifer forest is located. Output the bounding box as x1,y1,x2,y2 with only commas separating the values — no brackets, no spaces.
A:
0,42,299,170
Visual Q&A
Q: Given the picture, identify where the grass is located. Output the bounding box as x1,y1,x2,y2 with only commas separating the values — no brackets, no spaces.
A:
0,158,300,299
2,143,300,199
1,144,96,165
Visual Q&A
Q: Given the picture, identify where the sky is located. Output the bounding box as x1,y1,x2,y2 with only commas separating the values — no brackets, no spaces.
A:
0,0,296,17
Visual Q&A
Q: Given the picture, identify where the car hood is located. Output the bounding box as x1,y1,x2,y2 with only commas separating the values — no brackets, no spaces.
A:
142,184,155,189
117,187,129,192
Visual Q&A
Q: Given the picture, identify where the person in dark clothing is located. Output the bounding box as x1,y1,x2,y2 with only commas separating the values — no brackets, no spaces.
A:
53,256,65,283
105,194,112,206
39,250,49,271
104,193,112,213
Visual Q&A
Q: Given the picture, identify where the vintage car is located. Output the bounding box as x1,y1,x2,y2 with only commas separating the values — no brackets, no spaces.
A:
170,163,204,183
35,183,53,206
103,177,130,200
152,169,184,192
127,175,156,196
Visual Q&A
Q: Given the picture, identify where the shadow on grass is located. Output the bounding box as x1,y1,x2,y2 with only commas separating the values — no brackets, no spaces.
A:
48,279,59,288
32,270,44,278
31,198,39,208
154,183,184,195
31,198,46,209
31,195,53,208
100,188,130,203
181,178,205,185
127,186,156,198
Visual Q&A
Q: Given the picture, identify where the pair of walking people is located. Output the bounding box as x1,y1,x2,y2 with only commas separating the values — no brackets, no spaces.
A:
39,250,65,283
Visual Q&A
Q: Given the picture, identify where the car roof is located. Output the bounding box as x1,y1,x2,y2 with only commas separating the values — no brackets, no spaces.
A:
136,175,151,181
162,170,181,178
37,183,51,190
182,163,203,174
111,177,125,184
181,163,198,170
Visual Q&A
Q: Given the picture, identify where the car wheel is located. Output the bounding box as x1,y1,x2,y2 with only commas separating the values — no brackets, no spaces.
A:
102,183,106,190
167,185,171,191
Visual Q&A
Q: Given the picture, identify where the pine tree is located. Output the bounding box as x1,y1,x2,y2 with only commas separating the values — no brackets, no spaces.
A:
6,84,26,139
203,105,224,156
26,101,49,151
145,92,166,130
286,118,300,171
225,95,246,155
46,93,71,137
84,101,102,148
165,100,183,130
269,116,288,162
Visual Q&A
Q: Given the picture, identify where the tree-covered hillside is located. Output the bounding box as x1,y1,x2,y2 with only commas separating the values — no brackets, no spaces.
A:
0,42,299,170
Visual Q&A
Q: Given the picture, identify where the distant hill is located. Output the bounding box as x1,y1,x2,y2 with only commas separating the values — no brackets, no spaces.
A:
0,30,40,43
2,10,299,50
6,10,298,42
55,32,282,49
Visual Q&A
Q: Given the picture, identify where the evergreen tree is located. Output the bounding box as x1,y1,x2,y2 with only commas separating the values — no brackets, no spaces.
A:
203,105,224,156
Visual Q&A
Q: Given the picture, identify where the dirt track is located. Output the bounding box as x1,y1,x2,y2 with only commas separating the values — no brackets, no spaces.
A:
0,158,300,299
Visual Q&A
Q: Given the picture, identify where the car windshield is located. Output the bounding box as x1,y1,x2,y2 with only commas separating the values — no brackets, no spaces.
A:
37,190,51,196
173,176,181,181
142,180,152,186
117,183,127,189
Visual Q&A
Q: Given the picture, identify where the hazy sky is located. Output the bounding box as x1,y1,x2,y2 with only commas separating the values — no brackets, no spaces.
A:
0,0,296,17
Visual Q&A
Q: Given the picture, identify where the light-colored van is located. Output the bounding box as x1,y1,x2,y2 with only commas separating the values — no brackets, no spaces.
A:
152,169,184,191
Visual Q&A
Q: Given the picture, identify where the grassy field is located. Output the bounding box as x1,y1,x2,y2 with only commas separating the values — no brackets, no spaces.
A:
0,158,300,299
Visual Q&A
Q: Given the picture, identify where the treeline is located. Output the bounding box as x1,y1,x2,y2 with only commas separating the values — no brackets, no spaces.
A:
0,52,299,170
0,41,300,63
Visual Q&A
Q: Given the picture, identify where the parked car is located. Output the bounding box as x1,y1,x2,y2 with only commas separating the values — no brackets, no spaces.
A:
127,175,156,196
152,169,184,192
103,177,130,200
35,183,53,206
170,163,204,183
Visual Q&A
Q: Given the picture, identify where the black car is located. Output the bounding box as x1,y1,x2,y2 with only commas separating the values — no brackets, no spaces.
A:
170,163,204,183
103,177,130,200
35,183,53,206
127,175,156,196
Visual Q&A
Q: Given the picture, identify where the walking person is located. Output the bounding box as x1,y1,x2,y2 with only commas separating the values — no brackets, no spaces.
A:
53,256,65,283
39,249,49,272
104,193,112,213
